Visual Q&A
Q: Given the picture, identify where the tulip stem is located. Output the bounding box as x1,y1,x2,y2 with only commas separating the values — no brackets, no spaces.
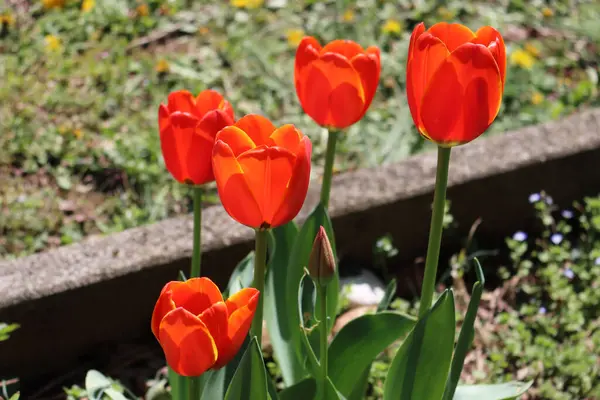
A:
188,375,204,400
191,186,203,279
417,146,452,319
318,283,329,389
251,229,268,346
320,129,339,209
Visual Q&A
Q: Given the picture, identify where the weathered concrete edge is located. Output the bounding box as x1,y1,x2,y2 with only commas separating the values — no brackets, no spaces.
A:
1,108,600,310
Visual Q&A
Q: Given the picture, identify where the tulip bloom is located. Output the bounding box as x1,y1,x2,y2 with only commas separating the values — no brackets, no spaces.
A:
151,277,259,377
294,37,381,129
212,114,311,229
406,22,506,146
158,90,235,185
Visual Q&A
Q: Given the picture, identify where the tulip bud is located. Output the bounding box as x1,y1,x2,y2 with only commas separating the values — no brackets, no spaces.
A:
308,226,336,287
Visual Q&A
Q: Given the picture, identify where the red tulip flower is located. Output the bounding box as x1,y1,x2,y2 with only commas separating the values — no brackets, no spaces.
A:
212,114,312,229
158,90,235,185
151,277,259,377
406,22,506,146
295,37,381,129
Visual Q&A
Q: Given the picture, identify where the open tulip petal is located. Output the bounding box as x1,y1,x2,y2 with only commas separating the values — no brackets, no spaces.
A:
212,141,264,227
329,82,366,128
167,90,197,116
151,281,178,338
159,108,185,183
407,33,449,130
351,51,380,115
321,39,365,60
195,90,233,119
216,293,259,369
473,26,506,87
237,146,296,225
234,114,276,147
408,23,426,63
269,124,302,150
421,43,502,144
198,301,229,355
301,63,332,126
428,22,476,52
271,137,312,227
158,308,217,377
225,288,260,316
216,126,257,156
168,278,224,317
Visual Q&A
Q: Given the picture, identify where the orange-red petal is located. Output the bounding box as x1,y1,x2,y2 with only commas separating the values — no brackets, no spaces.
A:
271,136,312,227
151,281,178,338
234,114,277,147
406,33,449,132
407,23,426,63
428,22,476,52
168,277,224,317
351,48,381,116
236,145,297,226
167,90,197,116
198,301,229,360
196,90,227,118
321,39,365,60
212,140,264,228
158,308,217,377
225,288,260,316
473,26,506,87
268,124,302,150
159,105,185,183
294,37,321,109
420,43,502,145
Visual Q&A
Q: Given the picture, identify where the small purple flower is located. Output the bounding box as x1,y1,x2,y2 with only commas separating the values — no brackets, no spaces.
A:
595,257,600,265
513,231,527,242
561,209,574,219
546,196,554,205
529,193,541,203
550,233,563,245
563,268,575,279
538,306,547,315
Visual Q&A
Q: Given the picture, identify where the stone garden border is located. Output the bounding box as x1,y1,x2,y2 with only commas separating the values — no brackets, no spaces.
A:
2,108,600,387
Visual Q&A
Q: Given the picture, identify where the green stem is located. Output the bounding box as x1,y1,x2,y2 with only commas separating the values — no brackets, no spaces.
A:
251,229,268,344
168,367,187,400
319,284,329,389
191,186,202,278
188,375,204,400
417,146,452,318
320,129,339,209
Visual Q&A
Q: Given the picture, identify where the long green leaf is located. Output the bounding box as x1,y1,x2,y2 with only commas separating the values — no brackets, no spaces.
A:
225,251,255,297
224,337,268,400
377,279,397,312
279,377,317,400
383,290,456,400
453,381,533,400
346,367,370,400
442,259,485,400
329,311,415,398
264,222,306,386
201,336,250,399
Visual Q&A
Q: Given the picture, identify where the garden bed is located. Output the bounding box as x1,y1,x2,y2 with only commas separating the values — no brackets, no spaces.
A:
2,109,600,397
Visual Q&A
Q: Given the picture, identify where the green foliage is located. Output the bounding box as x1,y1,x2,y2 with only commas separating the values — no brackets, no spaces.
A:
224,337,269,400
0,323,19,342
1,0,598,258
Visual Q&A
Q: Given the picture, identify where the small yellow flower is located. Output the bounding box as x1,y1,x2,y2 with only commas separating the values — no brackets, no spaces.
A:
286,28,305,47
510,49,535,69
136,3,150,17
438,6,456,21
525,43,540,58
342,9,355,23
381,19,402,35
42,0,66,9
155,59,170,74
0,13,15,26
542,7,554,17
58,125,68,134
44,34,62,52
198,26,209,36
231,0,264,9
81,0,95,12
73,129,83,139
531,91,544,105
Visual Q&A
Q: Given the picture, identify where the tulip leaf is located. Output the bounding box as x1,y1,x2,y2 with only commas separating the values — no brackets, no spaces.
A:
225,250,255,297
224,336,268,400
383,290,456,400
202,335,250,399
377,278,398,312
279,377,317,400
297,273,321,378
329,311,415,398
453,381,533,400
318,377,347,400
264,222,307,386
287,205,339,361
442,259,485,400
346,368,370,400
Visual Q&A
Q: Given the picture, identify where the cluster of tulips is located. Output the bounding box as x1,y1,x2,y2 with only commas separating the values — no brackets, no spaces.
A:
152,22,529,400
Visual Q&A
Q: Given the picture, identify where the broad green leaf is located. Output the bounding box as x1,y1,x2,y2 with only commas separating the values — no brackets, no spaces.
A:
345,365,370,400
383,290,456,400
329,311,415,398
279,377,317,400
8,393,20,400
453,381,533,400
202,335,250,399
377,279,397,312
297,274,321,378
225,251,255,296
224,337,268,400
286,205,339,364
443,259,485,400
319,377,347,400
264,222,307,386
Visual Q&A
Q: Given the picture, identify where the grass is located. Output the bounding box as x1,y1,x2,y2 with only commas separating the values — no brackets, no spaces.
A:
1,0,599,258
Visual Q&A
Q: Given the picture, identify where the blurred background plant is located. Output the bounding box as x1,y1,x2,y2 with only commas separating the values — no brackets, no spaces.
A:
0,0,598,259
